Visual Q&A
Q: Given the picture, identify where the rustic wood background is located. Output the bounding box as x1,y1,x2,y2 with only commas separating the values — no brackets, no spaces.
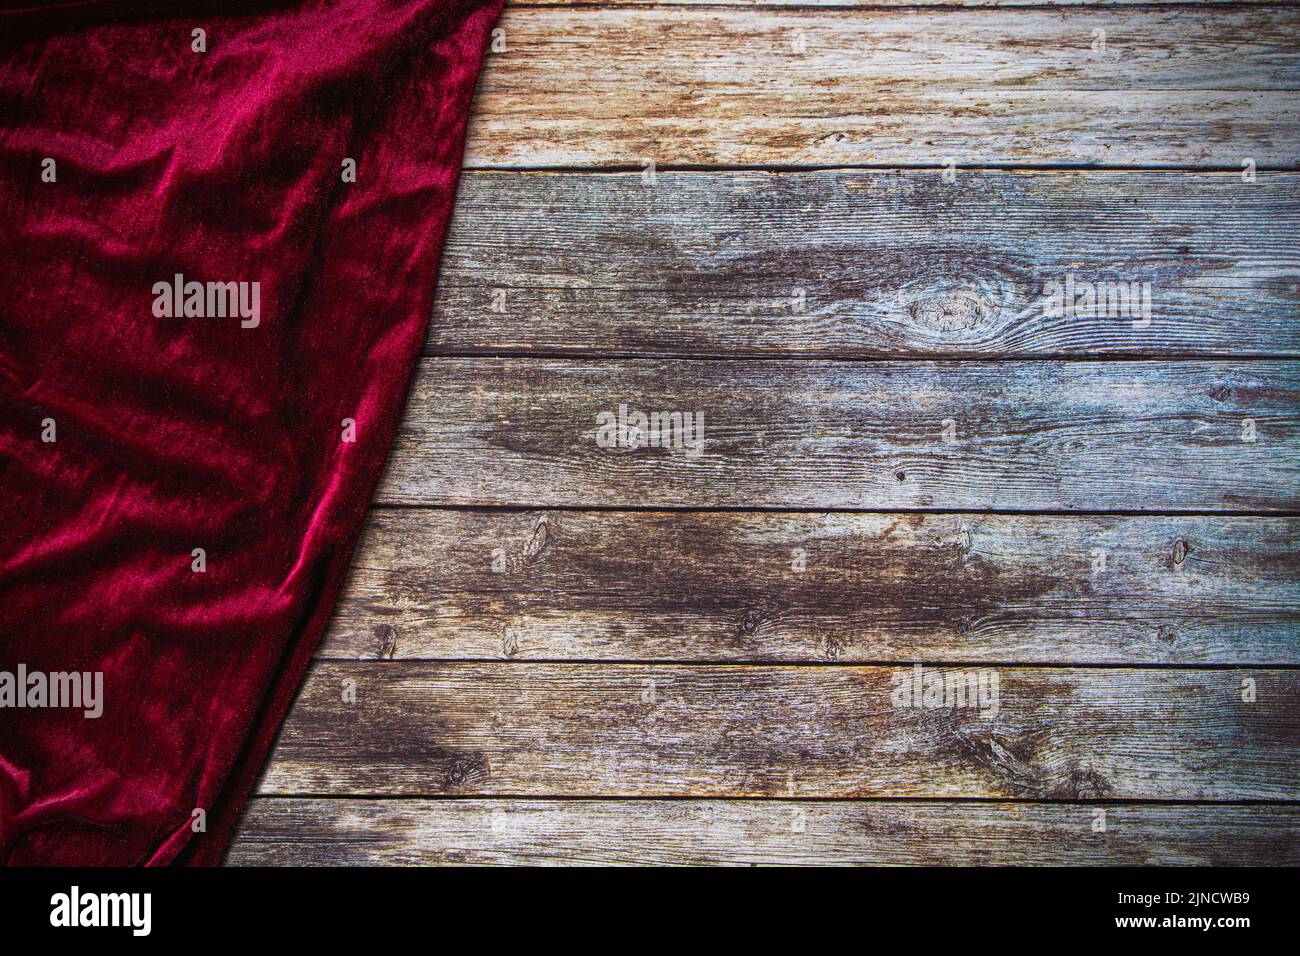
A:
229,0,1300,865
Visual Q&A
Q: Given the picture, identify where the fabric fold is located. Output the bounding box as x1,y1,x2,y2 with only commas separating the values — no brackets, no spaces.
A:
0,0,502,865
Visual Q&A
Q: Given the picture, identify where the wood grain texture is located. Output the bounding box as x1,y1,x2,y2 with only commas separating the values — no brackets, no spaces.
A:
466,7,1300,167
510,0,1279,6
376,358,1300,510
322,512,1300,664
228,799,1300,866
261,664,1300,799
250,3,1299,865
431,171,1300,358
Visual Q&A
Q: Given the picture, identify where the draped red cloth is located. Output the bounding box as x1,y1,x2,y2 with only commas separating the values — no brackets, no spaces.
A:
0,0,502,865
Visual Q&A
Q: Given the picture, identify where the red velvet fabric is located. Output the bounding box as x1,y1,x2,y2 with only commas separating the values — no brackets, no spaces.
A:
0,0,502,865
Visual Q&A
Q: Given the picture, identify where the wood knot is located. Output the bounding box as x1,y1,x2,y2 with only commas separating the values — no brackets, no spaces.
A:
374,624,398,659
954,730,1045,794
1171,538,1190,567
524,513,550,565
1059,766,1113,799
1210,384,1232,403
822,632,848,660
1156,624,1177,645
909,287,995,334
740,608,765,636
444,754,489,788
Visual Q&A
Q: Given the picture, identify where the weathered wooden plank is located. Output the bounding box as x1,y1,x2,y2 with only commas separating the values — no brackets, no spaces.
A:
509,0,1279,6
431,171,1300,358
323,512,1300,664
229,799,1300,866
261,664,1300,799
467,8,1300,167
376,359,1300,510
